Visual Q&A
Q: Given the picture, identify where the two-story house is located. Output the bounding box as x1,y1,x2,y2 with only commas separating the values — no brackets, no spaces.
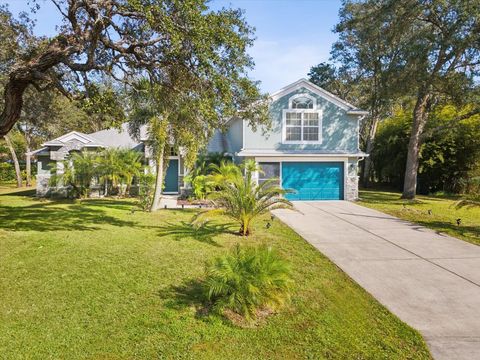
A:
33,79,367,200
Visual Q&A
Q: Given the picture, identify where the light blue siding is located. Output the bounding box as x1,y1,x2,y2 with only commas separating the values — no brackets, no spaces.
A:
225,118,243,154
244,87,358,152
282,162,344,200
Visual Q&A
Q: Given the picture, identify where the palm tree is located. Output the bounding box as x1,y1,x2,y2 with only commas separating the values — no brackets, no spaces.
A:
49,150,98,198
193,162,294,236
118,149,143,196
97,148,124,196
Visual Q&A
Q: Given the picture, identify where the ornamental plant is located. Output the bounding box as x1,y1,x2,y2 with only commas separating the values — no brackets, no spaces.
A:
204,245,292,321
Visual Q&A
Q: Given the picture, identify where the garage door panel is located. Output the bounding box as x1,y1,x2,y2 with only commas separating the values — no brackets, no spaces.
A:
282,162,344,200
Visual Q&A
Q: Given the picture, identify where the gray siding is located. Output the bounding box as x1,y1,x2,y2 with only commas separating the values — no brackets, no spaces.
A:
37,156,55,175
244,87,359,152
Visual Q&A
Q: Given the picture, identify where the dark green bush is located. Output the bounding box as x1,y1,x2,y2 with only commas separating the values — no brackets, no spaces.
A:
0,162,15,182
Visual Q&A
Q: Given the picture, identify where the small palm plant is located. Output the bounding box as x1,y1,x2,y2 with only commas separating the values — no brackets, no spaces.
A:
118,149,143,196
207,161,242,187
193,161,293,236
49,150,98,198
204,244,292,321
98,148,130,195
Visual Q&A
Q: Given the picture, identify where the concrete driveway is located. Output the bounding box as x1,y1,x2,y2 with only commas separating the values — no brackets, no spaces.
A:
273,201,480,360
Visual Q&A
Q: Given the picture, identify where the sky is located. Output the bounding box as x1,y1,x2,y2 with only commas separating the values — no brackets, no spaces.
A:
2,0,342,93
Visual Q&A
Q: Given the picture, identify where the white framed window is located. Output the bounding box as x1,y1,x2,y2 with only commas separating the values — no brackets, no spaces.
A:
283,94,322,144
258,162,280,185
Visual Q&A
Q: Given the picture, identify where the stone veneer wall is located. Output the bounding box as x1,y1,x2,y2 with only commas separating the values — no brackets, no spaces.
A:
346,176,359,201
36,174,51,197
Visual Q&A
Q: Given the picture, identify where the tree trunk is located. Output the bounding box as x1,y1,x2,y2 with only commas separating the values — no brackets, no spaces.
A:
0,80,29,137
1,39,81,136
26,147,31,187
25,129,32,187
150,147,165,211
402,93,431,199
4,135,22,187
362,116,380,187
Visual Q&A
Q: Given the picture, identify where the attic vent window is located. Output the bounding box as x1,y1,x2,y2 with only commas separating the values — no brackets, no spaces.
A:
292,96,313,109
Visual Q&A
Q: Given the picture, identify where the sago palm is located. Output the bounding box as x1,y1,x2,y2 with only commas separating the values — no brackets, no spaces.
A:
193,163,293,236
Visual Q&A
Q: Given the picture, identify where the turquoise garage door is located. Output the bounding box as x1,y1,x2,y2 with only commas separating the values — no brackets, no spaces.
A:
282,162,344,200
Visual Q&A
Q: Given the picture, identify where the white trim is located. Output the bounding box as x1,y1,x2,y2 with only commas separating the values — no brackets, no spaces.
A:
42,131,99,146
255,156,349,163
242,118,246,150
239,150,368,158
347,110,369,116
282,109,323,144
270,78,359,111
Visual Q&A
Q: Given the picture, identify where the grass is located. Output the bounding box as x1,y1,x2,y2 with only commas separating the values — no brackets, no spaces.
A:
0,187,430,359
358,189,480,246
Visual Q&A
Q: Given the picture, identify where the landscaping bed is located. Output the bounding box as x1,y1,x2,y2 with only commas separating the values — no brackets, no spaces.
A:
0,188,430,359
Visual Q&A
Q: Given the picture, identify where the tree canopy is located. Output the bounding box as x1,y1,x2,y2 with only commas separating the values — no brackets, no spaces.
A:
322,0,480,197
0,0,266,137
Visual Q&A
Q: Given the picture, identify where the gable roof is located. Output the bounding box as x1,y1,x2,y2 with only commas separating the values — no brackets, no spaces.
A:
270,78,368,115
89,123,146,149
42,131,102,146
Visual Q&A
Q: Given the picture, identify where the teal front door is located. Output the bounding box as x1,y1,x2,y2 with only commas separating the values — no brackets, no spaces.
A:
164,159,179,193
282,162,344,200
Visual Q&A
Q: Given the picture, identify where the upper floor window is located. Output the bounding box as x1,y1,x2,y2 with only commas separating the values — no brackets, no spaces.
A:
283,94,322,144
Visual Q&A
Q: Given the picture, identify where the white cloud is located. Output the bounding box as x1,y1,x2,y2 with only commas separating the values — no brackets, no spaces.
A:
248,40,331,93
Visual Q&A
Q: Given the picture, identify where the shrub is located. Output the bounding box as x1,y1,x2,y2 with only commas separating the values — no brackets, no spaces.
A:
184,152,233,199
0,162,15,182
190,174,212,200
204,245,292,321
138,173,156,211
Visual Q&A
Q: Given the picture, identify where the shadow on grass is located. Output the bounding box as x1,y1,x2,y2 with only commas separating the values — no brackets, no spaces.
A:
157,279,215,320
0,188,36,197
0,201,138,232
359,190,426,205
158,279,206,310
79,198,137,211
415,220,480,242
157,220,238,247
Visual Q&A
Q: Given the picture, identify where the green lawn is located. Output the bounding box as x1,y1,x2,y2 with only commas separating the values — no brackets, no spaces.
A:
0,188,430,359
358,189,480,246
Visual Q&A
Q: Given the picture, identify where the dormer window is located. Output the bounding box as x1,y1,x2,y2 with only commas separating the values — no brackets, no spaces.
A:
283,94,322,144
